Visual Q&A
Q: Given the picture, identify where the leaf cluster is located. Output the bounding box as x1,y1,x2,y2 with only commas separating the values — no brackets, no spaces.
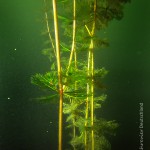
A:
31,72,58,91
94,118,119,136
94,94,107,109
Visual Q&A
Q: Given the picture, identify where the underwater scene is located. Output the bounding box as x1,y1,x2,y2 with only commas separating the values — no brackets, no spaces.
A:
0,0,149,150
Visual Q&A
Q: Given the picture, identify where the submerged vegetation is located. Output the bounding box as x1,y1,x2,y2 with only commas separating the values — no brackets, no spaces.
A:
31,0,130,149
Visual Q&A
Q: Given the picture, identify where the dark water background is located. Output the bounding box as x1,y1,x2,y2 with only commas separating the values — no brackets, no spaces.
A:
0,0,150,150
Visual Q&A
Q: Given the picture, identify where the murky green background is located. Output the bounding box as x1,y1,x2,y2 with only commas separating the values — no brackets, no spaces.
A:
0,0,149,150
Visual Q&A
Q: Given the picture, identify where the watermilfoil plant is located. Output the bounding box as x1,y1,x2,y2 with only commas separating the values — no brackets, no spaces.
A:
31,0,130,149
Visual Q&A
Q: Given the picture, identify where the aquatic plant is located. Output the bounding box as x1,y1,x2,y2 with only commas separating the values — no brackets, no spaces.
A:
31,0,130,149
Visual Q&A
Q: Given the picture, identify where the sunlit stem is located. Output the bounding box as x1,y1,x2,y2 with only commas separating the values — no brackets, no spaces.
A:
74,46,77,70
90,1,97,149
85,38,92,149
72,1,77,150
86,38,94,150
52,1,63,150
44,0,56,58
85,25,92,37
85,0,96,149
72,107,76,150
85,86,89,149
73,56,77,150
90,39,94,150
66,0,76,74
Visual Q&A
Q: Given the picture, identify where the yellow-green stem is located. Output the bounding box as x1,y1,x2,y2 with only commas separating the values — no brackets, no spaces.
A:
52,1,63,150
44,0,56,57
91,1,97,149
66,0,76,74
90,39,94,150
85,38,92,148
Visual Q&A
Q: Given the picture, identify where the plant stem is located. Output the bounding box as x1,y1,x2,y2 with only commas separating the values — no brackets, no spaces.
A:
52,1,63,150
66,0,76,74
85,0,97,149
71,2,77,150
85,38,92,149
91,1,97,149
44,0,56,57
90,39,94,150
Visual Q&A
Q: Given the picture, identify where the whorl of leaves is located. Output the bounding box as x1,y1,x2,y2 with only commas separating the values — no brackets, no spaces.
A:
31,72,58,91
